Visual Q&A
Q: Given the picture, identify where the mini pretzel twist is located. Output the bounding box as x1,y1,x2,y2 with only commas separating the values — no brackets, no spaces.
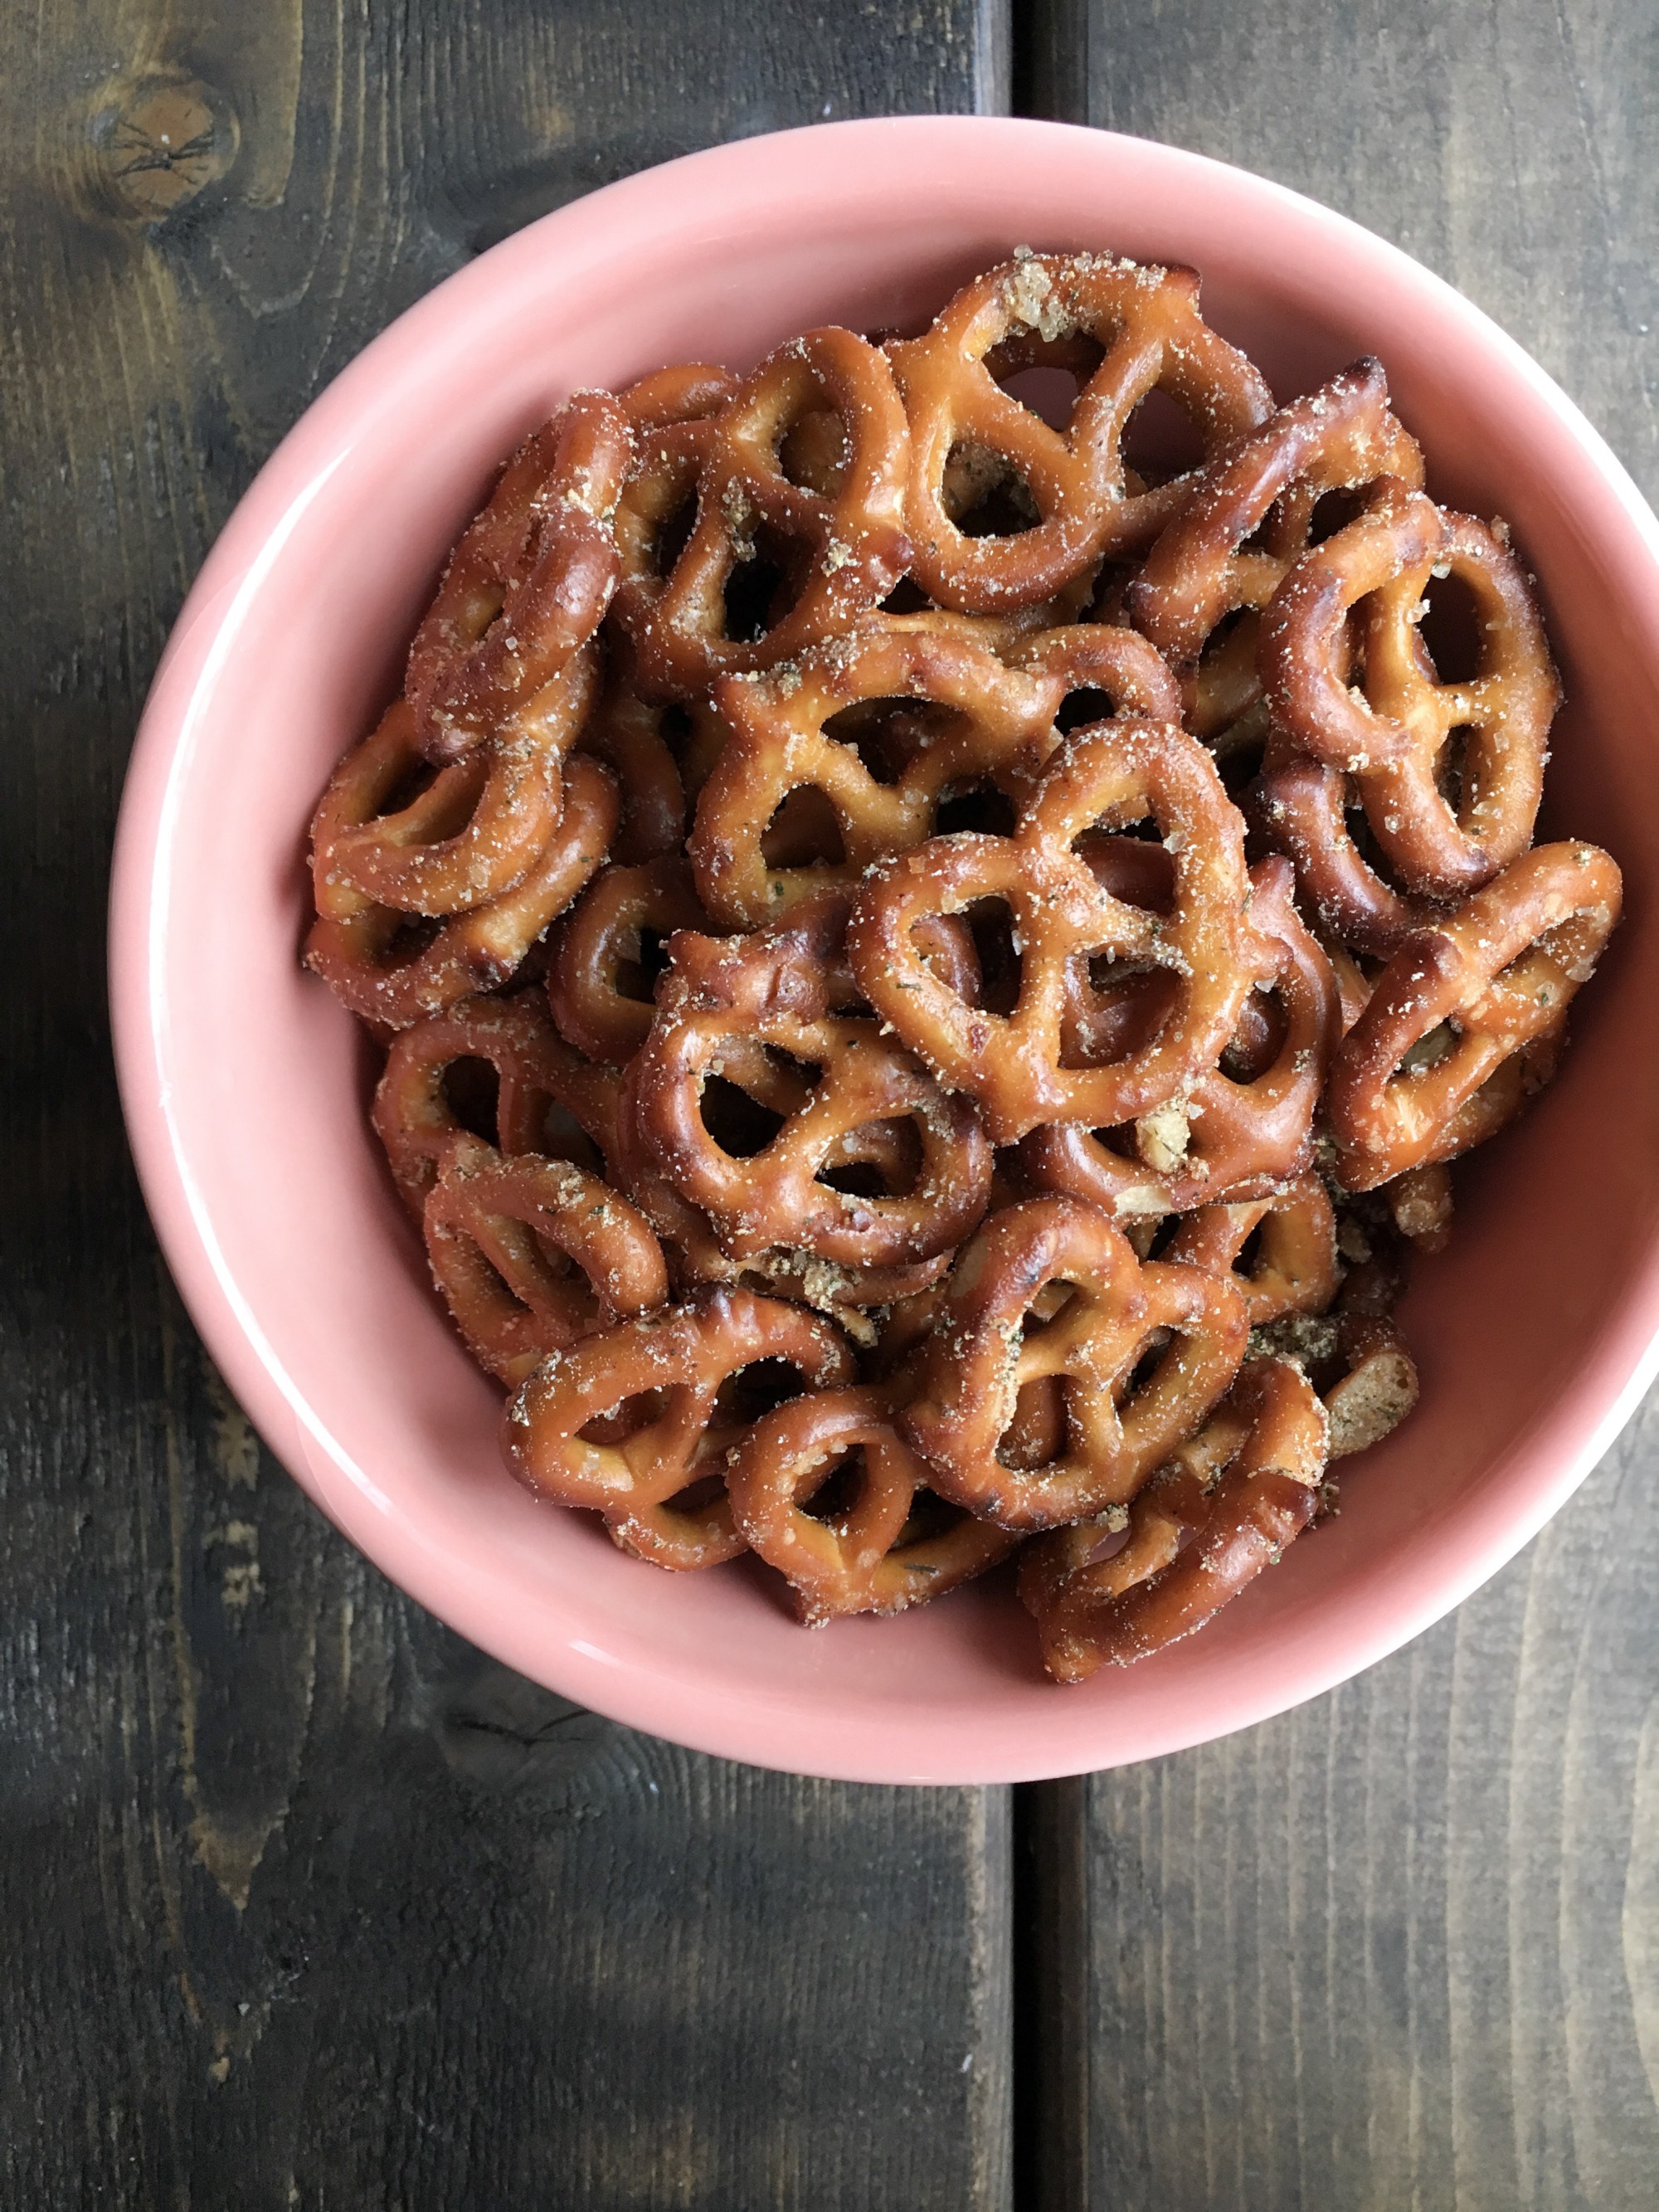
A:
314,655,595,917
1326,840,1621,1189
423,1133,669,1382
900,1196,1248,1529
1019,855,1340,1216
726,1385,1019,1623
407,392,632,762
1252,728,1441,957
848,718,1267,1143
1126,358,1423,738
1017,1357,1328,1679
373,989,615,1211
1261,480,1559,896
627,894,993,1267
611,329,912,699
548,855,713,1065
690,621,1054,927
502,1287,854,1568
888,251,1273,612
1162,1174,1340,1324
305,751,619,1030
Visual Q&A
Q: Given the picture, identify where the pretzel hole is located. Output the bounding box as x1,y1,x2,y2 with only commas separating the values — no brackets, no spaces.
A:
722,524,802,643
944,441,1042,538
817,1118,924,1200
1117,1328,1176,1404
658,701,697,757
825,697,945,787
798,1445,868,1527
699,1075,791,1157
1053,685,1121,737
440,1056,504,1143
934,781,1018,836
878,576,932,615
1074,833,1175,908
1222,987,1287,1079
1399,1022,1459,1075
718,1355,813,1423
776,407,849,496
998,1374,1069,1470
580,1387,670,1444
611,924,674,1006
1301,485,1372,550
895,1488,968,1547
1417,567,1484,684
964,898,1024,1014
761,787,847,869
645,490,699,580
659,1470,729,1518
529,1098,608,1179
1434,726,1472,811
1121,387,1206,483
996,365,1086,431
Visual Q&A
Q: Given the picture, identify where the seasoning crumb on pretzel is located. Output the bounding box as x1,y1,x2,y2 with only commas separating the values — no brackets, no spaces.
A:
301,247,1622,1681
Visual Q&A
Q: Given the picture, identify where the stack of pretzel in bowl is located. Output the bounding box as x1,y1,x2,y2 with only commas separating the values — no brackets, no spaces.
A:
305,251,1622,1683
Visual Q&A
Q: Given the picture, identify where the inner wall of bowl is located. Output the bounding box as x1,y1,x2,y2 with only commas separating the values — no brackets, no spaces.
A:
153,134,1659,1771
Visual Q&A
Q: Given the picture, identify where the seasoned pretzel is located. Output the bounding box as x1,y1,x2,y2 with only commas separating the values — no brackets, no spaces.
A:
627,895,992,1266
1163,1174,1340,1323
424,1134,669,1382
1019,855,1340,1214
305,753,619,1030
408,392,631,762
727,1385,1018,1623
690,621,1052,925
1252,728,1441,957
314,652,596,916
1126,358,1423,708
373,989,614,1211
1248,1308,1420,1458
1018,1357,1327,1679
889,251,1273,611
1262,481,1559,895
612,328,911,699
901,1196,1248,1529
1326,841,1621,1188
502,1287,854,1568
850,719,1267,1143
548,855,713,1065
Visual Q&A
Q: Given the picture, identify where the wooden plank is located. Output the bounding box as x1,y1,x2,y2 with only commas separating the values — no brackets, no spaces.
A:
0,5,1014,2205
1019,3,1659,2205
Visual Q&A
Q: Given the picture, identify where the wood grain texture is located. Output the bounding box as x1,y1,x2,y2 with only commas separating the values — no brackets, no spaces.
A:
1023,5,1659,2205
0,6,1012,2206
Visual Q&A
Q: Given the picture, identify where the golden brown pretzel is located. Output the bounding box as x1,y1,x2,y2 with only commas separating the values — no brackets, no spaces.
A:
1326,840,1621,1188
611,328,911,699
1126,359,1422,715
373,989,613,1211
502,1287,854,1568
314,653,596,917
888,251,1273,611
1162,1174,1340,1324
1262,481,1559,895
1252,727,1441,957
1019,854,1340,1215
726,1385,1019,1623
305,753,619,1030
900,1196,1248,1529
547,855,713,1065
626,895,992,1267
1018,1357,1327,1679
689,621,1053,926
849,719,1267,1143
408,392,631,762
423,1134,669,1382
573,671,692,864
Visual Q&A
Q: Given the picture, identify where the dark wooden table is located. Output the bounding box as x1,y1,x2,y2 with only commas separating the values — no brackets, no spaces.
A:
4,4,1654,2205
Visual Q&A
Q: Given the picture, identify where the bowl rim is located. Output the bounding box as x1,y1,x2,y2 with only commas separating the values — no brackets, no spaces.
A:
109,114,1659,1783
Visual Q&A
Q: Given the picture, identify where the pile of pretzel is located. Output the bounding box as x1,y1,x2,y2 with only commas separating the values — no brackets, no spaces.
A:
307,251,1621,1682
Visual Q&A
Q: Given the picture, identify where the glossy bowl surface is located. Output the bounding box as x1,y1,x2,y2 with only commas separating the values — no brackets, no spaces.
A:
109,117,1659,1783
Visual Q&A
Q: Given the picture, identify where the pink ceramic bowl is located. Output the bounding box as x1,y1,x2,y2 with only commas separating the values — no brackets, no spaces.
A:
109,117,1659,1784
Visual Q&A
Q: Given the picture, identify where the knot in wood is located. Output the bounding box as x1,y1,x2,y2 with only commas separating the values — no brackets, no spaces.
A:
90,74,236,222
